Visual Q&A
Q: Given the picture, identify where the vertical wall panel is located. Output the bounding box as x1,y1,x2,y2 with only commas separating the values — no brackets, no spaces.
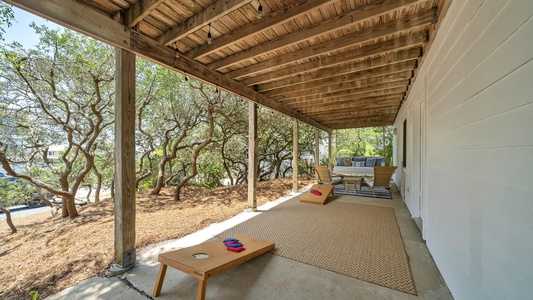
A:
394,0,533,299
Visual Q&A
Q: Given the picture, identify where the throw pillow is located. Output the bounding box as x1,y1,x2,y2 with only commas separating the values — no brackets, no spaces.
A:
374,157,384,166
365,157,376,167
355,161,364,167
336,157,345,166
343,158,352,166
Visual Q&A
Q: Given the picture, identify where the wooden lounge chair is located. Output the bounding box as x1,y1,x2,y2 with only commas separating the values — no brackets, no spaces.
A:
313,165,343,195
360,166,398,197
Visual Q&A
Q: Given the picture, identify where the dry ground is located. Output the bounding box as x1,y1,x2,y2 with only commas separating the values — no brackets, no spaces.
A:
0,176,313,300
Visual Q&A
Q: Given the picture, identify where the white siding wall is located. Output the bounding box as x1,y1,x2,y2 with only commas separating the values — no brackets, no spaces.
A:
394,0,533,299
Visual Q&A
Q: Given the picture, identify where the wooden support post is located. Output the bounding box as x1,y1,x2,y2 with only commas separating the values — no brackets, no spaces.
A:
314,129,320,166
328,131,333,171
293,119,299,192
247,102,258,212
114,48,136,271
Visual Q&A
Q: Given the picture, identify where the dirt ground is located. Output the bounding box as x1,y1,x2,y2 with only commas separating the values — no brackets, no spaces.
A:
0,176,313,300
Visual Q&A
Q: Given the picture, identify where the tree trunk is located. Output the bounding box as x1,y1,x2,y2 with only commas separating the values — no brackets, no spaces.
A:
0,207,17,234
92,165,102,202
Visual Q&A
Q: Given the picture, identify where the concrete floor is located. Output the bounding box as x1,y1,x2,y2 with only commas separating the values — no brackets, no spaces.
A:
46,186,453,300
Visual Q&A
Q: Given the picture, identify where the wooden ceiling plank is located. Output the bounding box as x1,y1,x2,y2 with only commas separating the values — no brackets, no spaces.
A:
125,0,166,28
269,72,412,99
257,48,420,92
311,108,400,120
6,0,329,132
323,114,397,125
293,95,404,111
157,0,253,46
209,0,425,71
284,86,407,104
274,80,409,102
264,63,415,97
294,97,403,114
185,0,337,59
239,32,427,86
226,8,435,80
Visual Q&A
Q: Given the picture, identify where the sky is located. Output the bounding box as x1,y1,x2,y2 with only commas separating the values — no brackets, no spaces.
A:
2,6,63,48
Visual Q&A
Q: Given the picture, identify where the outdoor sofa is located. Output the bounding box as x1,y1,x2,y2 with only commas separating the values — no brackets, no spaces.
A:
333,156,384,176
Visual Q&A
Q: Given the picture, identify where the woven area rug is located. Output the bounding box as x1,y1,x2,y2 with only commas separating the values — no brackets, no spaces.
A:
218,198,416,295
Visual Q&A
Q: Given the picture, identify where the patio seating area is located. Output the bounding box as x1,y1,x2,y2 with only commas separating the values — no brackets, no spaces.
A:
46,185,452,300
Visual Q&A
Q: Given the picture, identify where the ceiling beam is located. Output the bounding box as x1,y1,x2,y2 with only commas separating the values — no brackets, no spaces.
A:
156,0,253,46
284,87,407,104
274,80,409,102
296,97,402,114
323,114,397,125
125,0,166,28
288,93,405,110
310,107,399,119
206,0,424,71
264,64,414,98
6,0,329,132
257,48,420,92
331,121,395,129
239,33,426,86
185,0,336,59
226,8,435,80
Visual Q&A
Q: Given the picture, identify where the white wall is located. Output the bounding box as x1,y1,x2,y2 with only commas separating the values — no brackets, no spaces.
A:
394,0,533,299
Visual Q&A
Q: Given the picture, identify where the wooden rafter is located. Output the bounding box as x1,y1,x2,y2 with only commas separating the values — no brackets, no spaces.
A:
156,0,253,46
264,64,415,98
185,0,336,60
239,33,427,86
125,0,166,28
206,0,425,71
226,9,435,80
257,48,421,92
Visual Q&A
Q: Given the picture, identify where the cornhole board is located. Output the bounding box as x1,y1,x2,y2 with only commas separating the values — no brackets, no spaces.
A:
153,234,275,300
300,184,334,205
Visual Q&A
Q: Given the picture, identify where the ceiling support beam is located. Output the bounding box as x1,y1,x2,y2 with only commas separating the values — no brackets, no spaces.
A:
5,0,329,132
185,0,336,59
226,9,435,80
239,33,426,86
157,0,253,46
125,0,166,28
207,0,425,71
257,49,420,92
275,80,409,103
266,65,414,98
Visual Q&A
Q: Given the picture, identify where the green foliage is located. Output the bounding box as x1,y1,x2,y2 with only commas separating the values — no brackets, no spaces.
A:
0,179,36,208
196,159,224,189
333,126,393,165
0,3,14,41
29,290,39,300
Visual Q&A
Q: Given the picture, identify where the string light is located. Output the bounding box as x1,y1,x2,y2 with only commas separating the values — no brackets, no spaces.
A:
171,43,179,68
257,0,263,19
207,23,213,45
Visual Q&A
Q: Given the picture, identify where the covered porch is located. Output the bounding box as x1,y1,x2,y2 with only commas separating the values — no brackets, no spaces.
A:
46,186,452,299
6,0,532,299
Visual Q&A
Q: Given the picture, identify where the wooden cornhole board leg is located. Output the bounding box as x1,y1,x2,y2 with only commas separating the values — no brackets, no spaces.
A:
152,234,274,300
300,184,335,205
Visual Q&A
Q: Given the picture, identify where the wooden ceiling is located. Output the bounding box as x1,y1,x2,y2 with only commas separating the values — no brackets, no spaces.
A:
7,0,451,131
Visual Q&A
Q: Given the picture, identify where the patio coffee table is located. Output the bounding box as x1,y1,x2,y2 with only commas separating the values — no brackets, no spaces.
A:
153,234,275,300
342,176,359,193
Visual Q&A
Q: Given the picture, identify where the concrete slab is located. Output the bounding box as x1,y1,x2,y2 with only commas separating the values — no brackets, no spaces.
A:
45,277,145,300
45,185,453,300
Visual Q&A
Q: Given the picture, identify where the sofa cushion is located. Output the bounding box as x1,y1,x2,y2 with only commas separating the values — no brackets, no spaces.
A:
353,156,366,163
374,157,384,166
365,157,376,167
